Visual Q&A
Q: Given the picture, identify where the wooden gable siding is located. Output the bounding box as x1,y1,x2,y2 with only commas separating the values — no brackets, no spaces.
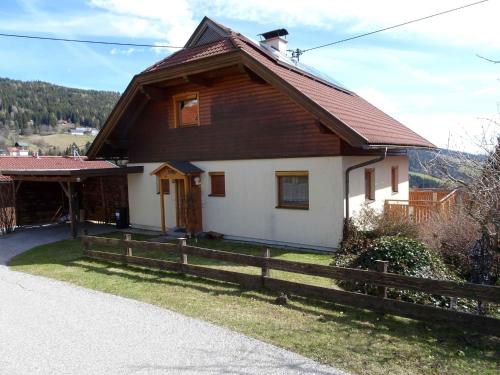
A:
126,72,341,163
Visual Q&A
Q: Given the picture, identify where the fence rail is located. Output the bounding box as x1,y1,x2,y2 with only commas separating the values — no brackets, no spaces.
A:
82,234,500,336
386,189,457,223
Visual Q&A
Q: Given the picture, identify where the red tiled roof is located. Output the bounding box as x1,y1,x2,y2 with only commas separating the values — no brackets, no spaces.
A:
143,39,236,73
0,156,116,171
138,19,434,148
234,35,434,148
0,174,12,182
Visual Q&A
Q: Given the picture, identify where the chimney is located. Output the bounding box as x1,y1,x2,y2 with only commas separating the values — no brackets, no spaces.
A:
259,28,289,54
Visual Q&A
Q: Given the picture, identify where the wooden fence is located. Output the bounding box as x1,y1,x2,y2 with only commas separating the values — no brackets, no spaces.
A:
82,234,500,336
385,189,457,223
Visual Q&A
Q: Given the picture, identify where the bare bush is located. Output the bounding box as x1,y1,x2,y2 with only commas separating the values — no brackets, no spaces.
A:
354,203,419,239
419,206,480,279
422,125,499,286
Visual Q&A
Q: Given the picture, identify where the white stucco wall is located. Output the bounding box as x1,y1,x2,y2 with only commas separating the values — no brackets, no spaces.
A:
127,155,409,250
342,155,409,219
127,163,177,230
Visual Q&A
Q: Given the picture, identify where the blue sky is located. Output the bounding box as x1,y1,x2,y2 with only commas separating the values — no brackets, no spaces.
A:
0,0,499,151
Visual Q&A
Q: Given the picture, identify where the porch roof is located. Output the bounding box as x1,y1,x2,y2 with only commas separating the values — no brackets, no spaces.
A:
150,161,203,177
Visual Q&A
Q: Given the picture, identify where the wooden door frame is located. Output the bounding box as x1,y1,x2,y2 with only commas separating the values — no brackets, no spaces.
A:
175,179,187,228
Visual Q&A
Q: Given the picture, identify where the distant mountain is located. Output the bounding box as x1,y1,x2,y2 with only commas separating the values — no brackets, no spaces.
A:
408,149,485,188
0,77,120,137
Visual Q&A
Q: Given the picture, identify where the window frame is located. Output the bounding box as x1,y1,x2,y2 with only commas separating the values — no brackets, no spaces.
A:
209,172,225,197
156,177,170,195
276,171,309,210
173,92,200,128
391,166,399,193
365,168,375,201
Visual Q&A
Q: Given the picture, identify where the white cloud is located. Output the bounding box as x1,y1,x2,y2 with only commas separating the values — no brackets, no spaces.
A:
88,0,197,48
197,0,500,49
110,47,139,55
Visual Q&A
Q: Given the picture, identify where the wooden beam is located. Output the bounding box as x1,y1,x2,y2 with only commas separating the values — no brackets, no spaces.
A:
99,177,107,224
140,85,169,101
237,63,267,84
183,176,190,233
11,176,80,183
15,180,23,193
59,181,70,199
182,74,212,87
159,178,166,234
314,120,334,134
68,182,77,239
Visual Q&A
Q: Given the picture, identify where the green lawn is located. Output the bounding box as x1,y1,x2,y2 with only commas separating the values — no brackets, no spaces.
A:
9,234,499,375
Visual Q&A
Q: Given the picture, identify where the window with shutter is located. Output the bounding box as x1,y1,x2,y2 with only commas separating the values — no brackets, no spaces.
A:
391,166,399,193
365,169,375,201
209,172,225,197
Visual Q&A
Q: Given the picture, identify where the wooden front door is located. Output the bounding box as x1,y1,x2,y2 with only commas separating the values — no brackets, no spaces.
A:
175,179,186,228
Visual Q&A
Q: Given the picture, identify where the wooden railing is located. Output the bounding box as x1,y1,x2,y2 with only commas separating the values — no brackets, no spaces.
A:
82,234,500,336
385,189,457,223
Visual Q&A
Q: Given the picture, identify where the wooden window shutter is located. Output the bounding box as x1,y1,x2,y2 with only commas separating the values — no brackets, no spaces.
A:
365,169,375,200
209,172,225,196
391,166,399,193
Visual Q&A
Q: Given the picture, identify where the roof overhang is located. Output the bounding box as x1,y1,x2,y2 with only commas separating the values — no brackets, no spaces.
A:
1,166,143,182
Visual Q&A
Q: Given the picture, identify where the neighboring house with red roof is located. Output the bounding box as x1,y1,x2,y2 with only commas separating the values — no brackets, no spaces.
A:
88,17,434,250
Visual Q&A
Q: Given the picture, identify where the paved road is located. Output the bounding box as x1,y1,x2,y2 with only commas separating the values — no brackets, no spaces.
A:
0,226,347,375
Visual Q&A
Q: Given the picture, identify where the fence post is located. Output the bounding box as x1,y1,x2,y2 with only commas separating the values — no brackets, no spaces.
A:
124,233,132,257
82,229,89,254
262,247,271,277
375,260,389,298
178,237,187,273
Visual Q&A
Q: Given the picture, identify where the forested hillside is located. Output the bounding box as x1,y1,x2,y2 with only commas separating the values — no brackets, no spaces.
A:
0,77,119,136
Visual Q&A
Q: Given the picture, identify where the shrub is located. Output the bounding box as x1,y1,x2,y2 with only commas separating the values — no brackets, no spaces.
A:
333,236,456,305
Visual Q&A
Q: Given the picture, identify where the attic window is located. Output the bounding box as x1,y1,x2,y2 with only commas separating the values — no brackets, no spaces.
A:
173,92,199,127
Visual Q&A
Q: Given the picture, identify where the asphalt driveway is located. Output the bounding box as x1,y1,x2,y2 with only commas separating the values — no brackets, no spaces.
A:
0,226,347,375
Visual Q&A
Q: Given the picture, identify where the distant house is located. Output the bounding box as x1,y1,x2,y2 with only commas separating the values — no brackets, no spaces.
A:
88,18,434,250
70,127,99,136
7,143,29,157
70,127,88,136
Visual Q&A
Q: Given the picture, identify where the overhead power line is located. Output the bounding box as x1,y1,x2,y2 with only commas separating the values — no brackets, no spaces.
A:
0,32,183,49
294,0,488,58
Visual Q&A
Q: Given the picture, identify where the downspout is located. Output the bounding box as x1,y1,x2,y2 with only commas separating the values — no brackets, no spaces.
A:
344,147,387,239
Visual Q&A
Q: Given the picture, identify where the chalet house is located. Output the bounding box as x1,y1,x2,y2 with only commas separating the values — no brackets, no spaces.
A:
88,18,434,250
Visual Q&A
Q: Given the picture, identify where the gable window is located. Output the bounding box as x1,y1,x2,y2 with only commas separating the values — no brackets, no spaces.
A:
365,168,375,201
173,92,199,127
391,166,399,193
209,172,225,197
276,171,309,209
156,177,170,195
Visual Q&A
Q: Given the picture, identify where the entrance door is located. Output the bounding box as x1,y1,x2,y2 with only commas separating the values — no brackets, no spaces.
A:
175,179,186,228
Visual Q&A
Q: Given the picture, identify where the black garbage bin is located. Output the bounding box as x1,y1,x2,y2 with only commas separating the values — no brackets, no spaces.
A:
115,207,129,229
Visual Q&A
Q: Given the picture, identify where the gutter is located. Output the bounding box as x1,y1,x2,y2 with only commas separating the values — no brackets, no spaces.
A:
344,147,387,227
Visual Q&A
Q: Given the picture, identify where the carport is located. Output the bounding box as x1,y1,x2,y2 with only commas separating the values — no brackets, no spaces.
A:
0,156,143,238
